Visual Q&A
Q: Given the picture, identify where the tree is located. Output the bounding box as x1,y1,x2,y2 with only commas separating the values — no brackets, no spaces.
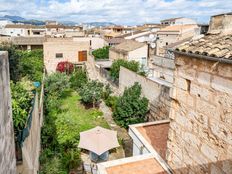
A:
113,82,149,128
69,68,88,90
0,43,21,82
18,49,44,82
92,46,110,60
110,59,140,80
79,80,104,107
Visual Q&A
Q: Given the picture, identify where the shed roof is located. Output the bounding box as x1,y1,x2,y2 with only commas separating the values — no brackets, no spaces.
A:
175,33,232,59
110,40,146,53
11,36,45,45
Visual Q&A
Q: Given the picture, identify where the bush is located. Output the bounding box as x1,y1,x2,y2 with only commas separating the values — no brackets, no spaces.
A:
113,82,149,128
79,80,104,107
56,61,74,74
44,73,70,97
110,59,140,80
92,46,110,60
10,79,34,133
69,69,88,90
105,96,118,111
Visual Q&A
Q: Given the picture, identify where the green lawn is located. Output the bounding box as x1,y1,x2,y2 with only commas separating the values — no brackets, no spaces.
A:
55,89,109,145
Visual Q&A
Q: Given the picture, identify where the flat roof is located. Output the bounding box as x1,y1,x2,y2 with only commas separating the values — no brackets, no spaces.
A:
105,157,167,174
136,122,169,160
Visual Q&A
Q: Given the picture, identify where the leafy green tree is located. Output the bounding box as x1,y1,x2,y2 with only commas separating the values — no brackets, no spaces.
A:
113,82,149,128
79,80,104,107
110,59,140,80
69,68,88,90
18,49,44,82
92,46,110,60
0,43,21,82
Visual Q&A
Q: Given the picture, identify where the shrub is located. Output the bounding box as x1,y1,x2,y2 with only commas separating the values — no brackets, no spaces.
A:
44,73,70,97
10,79,34,133
110,59,140,80
69,69,88,90
79,80,104,107
92,46,110,60
56,61,74,74
105,96,118,111
113,82,149,128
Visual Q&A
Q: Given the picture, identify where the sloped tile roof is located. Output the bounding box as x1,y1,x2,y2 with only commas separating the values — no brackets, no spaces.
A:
110,40,146,53
176,34,232,59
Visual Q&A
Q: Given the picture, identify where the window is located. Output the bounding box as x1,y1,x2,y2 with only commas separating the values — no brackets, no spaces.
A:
56,53,63,58
166,42,168,45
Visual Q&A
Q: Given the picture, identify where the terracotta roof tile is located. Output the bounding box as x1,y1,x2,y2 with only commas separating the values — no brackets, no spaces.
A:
110,40,146,53
176,34,232,59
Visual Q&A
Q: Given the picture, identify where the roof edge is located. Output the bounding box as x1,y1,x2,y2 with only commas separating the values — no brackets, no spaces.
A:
171,49,232,64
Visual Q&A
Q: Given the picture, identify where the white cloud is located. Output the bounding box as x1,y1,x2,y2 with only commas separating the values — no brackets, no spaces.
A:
0,0,231,25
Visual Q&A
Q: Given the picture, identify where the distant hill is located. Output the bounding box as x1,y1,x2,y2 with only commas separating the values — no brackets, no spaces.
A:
84,22,115,27
0,15,45,25
0,15,116,27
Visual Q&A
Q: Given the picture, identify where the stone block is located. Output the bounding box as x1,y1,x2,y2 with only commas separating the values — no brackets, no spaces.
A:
183,132,201,150
178,68,196,81
201,143,218,162
197,71,211,86
196,98,219,119
175,77,189,91
212,75,232,94
222,160,232,174
218,64,232,79
190,83,212,101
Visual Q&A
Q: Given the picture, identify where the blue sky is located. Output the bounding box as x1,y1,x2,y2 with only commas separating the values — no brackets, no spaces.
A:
0,0,232,25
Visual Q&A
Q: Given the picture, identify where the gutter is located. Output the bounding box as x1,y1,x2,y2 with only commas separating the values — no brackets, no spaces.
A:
171,49,232,65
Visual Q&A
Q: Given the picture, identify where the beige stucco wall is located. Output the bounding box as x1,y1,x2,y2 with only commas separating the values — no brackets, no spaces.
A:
109,45,148,65
119,67,171,121
17,92,42,174
109,49,128,61
0,51,17,174
73,37,106,50
167,55,232,173
43,39,90,73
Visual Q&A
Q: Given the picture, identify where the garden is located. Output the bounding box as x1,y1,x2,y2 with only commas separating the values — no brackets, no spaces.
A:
40,61,149,173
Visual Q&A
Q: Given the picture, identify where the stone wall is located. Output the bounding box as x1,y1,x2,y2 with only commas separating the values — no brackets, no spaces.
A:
167,55,232,173
0,51,17,174
119,67,171,121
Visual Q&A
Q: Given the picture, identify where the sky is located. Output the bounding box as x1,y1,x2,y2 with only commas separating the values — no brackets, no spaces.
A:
0,0,232,25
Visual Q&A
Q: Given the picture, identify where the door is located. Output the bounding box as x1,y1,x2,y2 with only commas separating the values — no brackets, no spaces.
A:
78,50,87,62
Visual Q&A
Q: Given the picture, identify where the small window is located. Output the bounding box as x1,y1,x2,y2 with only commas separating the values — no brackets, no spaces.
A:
166,42,168,45
56,53,63,58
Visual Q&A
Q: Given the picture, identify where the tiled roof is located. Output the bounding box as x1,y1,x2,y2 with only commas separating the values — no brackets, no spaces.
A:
175,34,232,59
160,17,182,22
11,37,45,45
110,40,146,53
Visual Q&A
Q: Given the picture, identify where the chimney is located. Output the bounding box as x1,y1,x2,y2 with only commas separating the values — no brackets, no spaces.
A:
208,12,232,34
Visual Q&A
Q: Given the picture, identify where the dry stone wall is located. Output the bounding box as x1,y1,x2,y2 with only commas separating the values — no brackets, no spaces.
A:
167,55,232,174
0,51,16,174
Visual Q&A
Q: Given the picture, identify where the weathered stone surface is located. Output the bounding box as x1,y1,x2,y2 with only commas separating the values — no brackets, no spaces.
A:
0,51,16,174
167,56,232,173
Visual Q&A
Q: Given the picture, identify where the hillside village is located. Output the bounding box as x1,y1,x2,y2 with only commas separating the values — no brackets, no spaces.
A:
0,11,232,174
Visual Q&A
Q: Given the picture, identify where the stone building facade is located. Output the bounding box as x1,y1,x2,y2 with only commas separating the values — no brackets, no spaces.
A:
166,13,232,173
0,51,17,174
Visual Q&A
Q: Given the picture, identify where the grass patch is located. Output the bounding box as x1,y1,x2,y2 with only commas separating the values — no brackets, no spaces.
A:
56,90,109,145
